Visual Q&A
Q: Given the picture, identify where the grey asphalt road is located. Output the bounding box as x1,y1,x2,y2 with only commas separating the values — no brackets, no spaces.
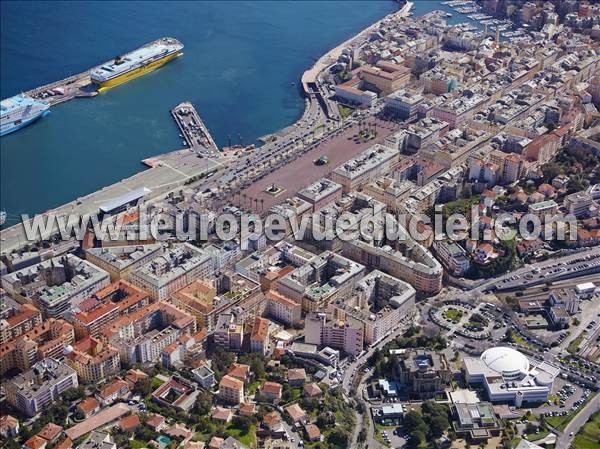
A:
554,393,600,449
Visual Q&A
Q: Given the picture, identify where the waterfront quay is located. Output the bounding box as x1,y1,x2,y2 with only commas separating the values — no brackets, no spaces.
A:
300,1,413,119
16,37,179,108
171,101,219,156
24,70,97,106
301,1,413,92
0,149,221,254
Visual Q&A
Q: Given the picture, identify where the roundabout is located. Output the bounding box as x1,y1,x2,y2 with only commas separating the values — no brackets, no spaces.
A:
429,301,493,340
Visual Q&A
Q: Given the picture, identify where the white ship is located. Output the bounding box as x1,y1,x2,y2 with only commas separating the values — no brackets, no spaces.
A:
1,94,50,137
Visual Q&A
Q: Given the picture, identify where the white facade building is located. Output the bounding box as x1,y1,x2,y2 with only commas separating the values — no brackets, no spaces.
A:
463,347,559,407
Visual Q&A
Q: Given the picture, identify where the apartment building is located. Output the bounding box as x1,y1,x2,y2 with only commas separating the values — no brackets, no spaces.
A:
0,303,42,344
404,118,450,153
384,90,424,119
71,280,151,338
101,301,196,365
1,255,110,318
218,375,244,405
93,280,152,315
129,244,212,300
431,94,488,128
422,127,491,169
468,158,500,187
277,251,365,312
268,197,313,235
329,144,399,193
65,336,120,384
297,178,343,212
362,177,415,213
250,316,270,355
528,200,558,223
265,290,301,327
0,319,74,375
564,191,593,217
72,302,119,340
489,150,525,183
160,330,207,370
433,241,471,276
170,280,216,330
342,238,443,295
305,312,364,356
5,358,78,416
213,313,244,352
85,244,163,281
328,270,416,345
204,241,241,271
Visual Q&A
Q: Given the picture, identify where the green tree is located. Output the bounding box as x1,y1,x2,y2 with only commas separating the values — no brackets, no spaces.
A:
327,428,350,449
193,389,213,416
403,411,428,435
133,377,153,397
407,430,426,448
61,386,86,402
3,439,20,449
211,347,235,379
316,412,335,429
430,414,450,438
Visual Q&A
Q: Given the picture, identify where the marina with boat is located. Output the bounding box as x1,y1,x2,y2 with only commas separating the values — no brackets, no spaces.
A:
441,0,528,38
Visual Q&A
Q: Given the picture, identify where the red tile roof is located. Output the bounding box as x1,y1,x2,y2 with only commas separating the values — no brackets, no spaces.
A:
24,436,47,449
146,414,166,429
250,317,269,342
261,381,282,396
37,423,63,442
227,363,250,381
219,375,243,391
77,397,99,414
119,414,141,431
97,379,129,400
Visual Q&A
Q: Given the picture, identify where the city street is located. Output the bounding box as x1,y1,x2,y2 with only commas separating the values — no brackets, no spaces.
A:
473,247,600,293
555,393,600,449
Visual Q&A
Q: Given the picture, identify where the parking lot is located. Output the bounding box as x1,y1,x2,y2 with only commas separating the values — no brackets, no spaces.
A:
377,425,407,448
488,250,600,292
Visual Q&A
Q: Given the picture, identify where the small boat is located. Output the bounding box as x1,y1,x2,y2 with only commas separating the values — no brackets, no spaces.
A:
446,12,453,17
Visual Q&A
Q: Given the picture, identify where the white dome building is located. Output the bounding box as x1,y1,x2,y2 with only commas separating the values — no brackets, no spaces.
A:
481,347,529,380
463,346,560,407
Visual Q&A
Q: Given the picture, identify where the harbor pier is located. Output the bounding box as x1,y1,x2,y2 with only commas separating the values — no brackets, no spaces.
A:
24,71,97,107
171,101,219,156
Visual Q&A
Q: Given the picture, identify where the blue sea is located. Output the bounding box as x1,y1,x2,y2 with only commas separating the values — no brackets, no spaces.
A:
0,1,474,221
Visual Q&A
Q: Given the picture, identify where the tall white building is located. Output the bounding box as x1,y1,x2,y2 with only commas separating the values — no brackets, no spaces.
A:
328,270,416,345
5,358,78,416
305,312,363,356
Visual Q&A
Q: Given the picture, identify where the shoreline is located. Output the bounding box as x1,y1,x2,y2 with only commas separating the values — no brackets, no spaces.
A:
0,3,412,253
301,1,413,92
